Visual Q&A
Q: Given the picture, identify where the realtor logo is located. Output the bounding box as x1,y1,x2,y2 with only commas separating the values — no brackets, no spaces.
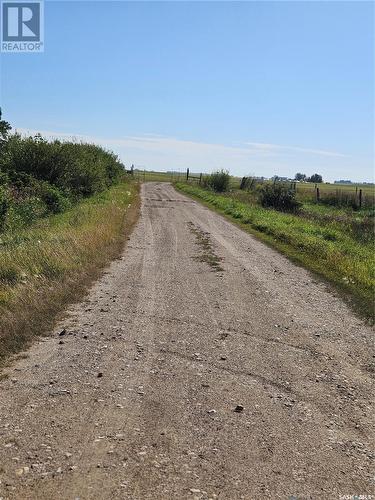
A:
1,0,44,52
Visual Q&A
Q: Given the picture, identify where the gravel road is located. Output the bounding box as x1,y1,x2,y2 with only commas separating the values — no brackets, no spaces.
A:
0,182,373,500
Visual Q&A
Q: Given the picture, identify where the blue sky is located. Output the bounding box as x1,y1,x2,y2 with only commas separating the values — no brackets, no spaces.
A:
1,0,374,181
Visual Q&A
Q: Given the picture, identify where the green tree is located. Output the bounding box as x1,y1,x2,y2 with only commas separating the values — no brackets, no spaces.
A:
294,172,306,181
308,173,323,183
0,108,11,145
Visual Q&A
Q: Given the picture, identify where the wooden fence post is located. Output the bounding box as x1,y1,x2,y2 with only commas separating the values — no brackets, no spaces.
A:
359,189,362,209
186,168,190,181
199,173,202,185
316,187,320,203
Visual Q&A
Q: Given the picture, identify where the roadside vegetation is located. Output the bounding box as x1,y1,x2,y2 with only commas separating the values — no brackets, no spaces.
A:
176,176,374,321
0,112,125,233
0,111,139,363
202,169,230,192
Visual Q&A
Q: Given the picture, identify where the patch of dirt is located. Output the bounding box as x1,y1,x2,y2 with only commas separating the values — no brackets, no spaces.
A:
188,221,224,272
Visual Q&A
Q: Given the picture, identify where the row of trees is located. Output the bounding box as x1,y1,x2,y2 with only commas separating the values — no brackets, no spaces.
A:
295,172,323,183
0,109,125,232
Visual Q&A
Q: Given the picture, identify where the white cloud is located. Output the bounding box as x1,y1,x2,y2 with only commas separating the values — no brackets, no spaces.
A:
244,142,347,158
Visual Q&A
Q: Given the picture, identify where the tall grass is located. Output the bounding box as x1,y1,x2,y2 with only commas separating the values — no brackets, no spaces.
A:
0,181,139,364
0,115,138,364
176,183,374,321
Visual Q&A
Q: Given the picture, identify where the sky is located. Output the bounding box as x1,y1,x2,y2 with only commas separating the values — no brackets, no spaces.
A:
0,0,374,182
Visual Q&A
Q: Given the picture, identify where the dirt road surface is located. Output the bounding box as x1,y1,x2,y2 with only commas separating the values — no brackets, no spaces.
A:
0,182,373,500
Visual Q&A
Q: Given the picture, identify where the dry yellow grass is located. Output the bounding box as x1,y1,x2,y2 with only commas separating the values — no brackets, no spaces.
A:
0,180,140,364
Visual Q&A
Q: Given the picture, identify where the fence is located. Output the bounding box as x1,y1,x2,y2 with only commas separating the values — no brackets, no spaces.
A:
295,184,373,209
186,168,202,184
236,176,374,209
131,168,374,209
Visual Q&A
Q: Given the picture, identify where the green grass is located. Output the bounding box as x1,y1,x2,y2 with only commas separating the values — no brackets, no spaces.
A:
0,180,140,364
296,183,374,208
233,180,374,208
175,183,374,321
296,182,374,193
134,168,375,208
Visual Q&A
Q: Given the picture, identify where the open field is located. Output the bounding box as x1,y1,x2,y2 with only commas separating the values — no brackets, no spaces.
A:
294,183,374,208
295,182,374,193
175,182,374,321
0,180,139,364
133,170,186,183
0,183,373,499
134,169,374,208
195,175,375,208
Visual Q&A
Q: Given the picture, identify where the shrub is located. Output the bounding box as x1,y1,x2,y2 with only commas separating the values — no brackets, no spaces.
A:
1,134,124,199
0,187,8,232
7,197,46,229
260,184,301,212
204,170,230,192
39,183,71,214
0,127,126,233
0,170,9,186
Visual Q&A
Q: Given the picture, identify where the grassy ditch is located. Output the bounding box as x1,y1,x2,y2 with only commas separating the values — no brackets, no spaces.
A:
175,183,374,321
0,180,139,365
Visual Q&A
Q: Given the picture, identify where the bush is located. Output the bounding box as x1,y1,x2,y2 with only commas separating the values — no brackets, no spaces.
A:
6,197,46,229
39,183,71,214
0,187,8,232
260,184,301,212
0,125,126,233
1,134,124,198
203,170,230,192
